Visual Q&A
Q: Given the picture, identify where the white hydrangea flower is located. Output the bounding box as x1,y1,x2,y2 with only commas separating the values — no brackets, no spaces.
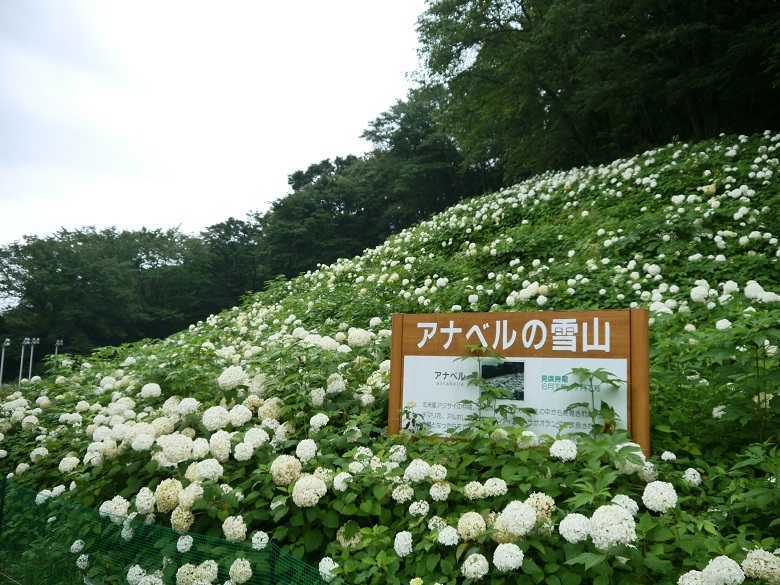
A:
437,525,459,546
549,439,577,461
194,458,223,482
428,464,447,481
559,513,590,543
394,530,413,557
310,413,329,431
202,406,230,431
589,504,636,551
525,492,555,522
139,383,162,398
493,543,524,572
461,553,489,579
612,494,639,515
677,569,707,584
218,365,248,390
291,474,327,507
252,530,269,550
741,549,780,583
336,523,363,549
296,439,318,463
347,328,372,347
683,468,702,486
156,433,193,467
499,500,536,537
194,560,218,583
333,472,352,492
310,388,326,408
458,511,487,541
177,482,204,509
615,442,647,474
429,481,451,502
70,539,85,553
661,451,677,461
228,404,253,427
392,483,415,503
463,481,485,500
58,456,80,474
177,534,193,553
388,444,407,463
233,442,254,462
702,555,745,585
243,427,269,449
409,500,429,516
98,495,130,524
126,564,146,585
483,478,508,497
170,505,194,532
642,481,678,512
222,515,247,542
208,430,232,462
403,459,431,483
318,557,338,582
229,558,252,584
177,397,201,415
270,454,301,486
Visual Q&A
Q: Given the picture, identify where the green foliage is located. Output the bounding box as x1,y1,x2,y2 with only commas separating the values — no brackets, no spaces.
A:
417,0,780,181
1,131,780,584
557,367,625,435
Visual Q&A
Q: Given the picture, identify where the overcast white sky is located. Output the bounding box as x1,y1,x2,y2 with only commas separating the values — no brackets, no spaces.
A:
0,0,427,247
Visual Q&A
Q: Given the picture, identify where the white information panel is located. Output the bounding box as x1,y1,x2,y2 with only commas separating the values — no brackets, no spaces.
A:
401,355,627,437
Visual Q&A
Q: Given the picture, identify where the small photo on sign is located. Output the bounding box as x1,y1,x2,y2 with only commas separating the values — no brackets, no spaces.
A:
480,360,525,401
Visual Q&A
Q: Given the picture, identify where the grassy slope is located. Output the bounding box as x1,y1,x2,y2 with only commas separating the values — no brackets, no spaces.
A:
1,131,779,584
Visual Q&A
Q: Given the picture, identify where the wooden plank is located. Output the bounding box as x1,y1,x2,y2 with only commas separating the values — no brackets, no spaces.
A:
630,308,651,456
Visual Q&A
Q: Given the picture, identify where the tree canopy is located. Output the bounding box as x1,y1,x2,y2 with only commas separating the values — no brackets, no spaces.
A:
417,0,780,180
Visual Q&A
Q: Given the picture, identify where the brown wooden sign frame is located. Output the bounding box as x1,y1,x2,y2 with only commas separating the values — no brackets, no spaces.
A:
388,308,650,455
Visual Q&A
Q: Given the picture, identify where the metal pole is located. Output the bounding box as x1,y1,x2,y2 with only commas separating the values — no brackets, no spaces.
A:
54,339,63,355
28,338,39,379
18,338,29,386
0,339,9,384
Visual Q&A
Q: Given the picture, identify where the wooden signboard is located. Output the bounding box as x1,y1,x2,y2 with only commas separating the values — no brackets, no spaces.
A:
388,308,650,455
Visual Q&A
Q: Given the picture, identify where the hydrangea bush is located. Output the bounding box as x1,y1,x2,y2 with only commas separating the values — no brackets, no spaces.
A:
1,131,780,584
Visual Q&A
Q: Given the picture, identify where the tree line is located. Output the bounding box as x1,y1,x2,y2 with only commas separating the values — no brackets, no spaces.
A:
2,0,779,378
0,92,500,378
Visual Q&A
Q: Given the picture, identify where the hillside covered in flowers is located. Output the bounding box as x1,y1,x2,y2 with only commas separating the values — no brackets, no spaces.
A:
1,131,780,585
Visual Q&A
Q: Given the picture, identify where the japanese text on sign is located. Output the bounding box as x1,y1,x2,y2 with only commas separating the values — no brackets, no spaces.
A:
416,317,611,353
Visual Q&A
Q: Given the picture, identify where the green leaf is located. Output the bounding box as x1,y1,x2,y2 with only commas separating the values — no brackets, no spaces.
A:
565,553,608,571
322,509,340,529
652,527,675,541
561,574,583,585
441,559,454,575
456,543,470,561
522,558,542,574
426,553,441,573
645,556,673,574
303,529,323,552
373,484,388,500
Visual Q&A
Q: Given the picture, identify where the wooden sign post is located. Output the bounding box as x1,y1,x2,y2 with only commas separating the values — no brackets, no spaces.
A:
388,308,650,455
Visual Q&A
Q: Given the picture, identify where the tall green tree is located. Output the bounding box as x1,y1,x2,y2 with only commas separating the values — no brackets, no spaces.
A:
258,90,501,280
417,0,780,180
200,216,267,312
0,227,211,365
